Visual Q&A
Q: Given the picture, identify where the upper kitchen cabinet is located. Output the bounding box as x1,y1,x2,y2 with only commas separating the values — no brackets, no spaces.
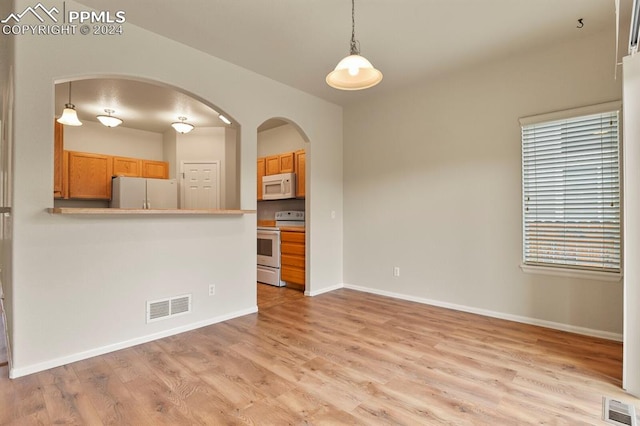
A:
265,155,280,175
113,156,143,177
278,152,295,173
295,149,305,199
265,152,294,176
54,120,64,199
257,157,265,201
67,151,113,199
141,160,169,179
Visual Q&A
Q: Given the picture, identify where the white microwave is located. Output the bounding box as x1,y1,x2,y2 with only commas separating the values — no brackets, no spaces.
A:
262,172,296,200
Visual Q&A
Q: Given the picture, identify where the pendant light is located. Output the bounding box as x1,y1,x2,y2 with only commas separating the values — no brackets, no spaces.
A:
96,109,123,128
326,0,383,90
56,81,83,126
171,116,194,134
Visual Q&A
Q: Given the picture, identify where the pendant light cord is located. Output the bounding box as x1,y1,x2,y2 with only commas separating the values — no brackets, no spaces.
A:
349,0,360,55
65,81,73,108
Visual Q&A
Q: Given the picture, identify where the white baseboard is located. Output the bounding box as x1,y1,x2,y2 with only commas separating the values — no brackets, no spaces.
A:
9,306,258,379
306,283,344,297
343,283,623,342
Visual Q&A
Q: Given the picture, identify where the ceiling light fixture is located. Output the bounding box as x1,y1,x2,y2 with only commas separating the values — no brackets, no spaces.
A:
56,81,83,126
326,0,383,91
218,114,231,125
171,116,194,134
96,109,123,128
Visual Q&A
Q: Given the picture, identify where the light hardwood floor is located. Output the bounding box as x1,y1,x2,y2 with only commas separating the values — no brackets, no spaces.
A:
0,284,638,425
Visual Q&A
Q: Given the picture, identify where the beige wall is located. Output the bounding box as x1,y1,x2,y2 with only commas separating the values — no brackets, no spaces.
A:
344,29,624,338
257,123,306,157
623,53,640,395
8,0,343,377
64,120,164,159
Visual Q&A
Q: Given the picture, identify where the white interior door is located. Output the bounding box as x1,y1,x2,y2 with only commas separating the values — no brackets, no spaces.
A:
181,161,220,209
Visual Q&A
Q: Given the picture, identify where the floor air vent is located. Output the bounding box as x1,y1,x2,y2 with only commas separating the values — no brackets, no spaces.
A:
603,397,637,426
146,294,192,323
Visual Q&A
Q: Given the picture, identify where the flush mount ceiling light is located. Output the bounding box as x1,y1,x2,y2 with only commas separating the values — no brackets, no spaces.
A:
171,116,194,134
326,0,383,91
56,81,83,126
218,114,231,125
96,109,123,128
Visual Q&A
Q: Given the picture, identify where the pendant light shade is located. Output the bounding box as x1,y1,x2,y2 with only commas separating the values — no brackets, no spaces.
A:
57,82,83,126
326,54,383,90
326,0,382,90
96,109,123,128
171,116,194,134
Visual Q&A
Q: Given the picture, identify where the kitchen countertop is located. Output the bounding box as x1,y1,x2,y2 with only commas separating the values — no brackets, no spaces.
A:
48,208,255,215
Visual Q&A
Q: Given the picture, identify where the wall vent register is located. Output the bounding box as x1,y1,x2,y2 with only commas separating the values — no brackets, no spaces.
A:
146,294,192,323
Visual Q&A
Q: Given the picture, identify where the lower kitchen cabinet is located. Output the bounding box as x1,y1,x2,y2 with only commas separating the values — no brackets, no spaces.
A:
280,229,305,290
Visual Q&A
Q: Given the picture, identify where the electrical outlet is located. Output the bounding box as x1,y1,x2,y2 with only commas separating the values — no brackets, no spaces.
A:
393,266,400,277
208,284,215,296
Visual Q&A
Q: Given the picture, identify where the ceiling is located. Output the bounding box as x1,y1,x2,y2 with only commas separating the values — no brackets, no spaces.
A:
67,0,632,132
54,78,232,133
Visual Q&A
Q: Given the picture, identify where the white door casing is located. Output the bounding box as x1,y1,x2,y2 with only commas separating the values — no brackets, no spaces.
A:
180,161,221,209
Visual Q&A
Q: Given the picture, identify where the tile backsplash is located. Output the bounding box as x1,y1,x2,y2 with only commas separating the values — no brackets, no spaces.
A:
257,199,305,221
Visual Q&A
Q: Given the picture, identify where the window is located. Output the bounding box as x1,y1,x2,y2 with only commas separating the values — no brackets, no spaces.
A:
520,102,621,275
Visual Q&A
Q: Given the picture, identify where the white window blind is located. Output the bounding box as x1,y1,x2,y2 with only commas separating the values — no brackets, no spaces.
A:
521,107,621,273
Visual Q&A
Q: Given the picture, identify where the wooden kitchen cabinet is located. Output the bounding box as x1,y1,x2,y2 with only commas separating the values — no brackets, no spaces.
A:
113,156,143,177
265,152,295,176
294,149,305,199
257,157,265,200
280,229,305,290
141,160,169,179
53,120,64,198
67,151,113,199
278,152,295,173
265,155,280,175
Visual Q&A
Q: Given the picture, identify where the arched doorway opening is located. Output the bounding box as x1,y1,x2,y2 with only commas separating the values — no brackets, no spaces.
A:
256,117,310,305
53,76,240,210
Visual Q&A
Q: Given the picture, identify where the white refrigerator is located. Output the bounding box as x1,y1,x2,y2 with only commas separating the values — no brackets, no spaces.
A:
110,177,178,209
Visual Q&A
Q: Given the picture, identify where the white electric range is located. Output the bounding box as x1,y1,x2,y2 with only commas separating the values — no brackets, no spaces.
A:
257,211,305,286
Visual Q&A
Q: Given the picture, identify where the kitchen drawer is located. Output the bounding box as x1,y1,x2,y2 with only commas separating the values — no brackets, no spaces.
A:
281,242,305,256
281,231,304,243
281,266,305,285
281,254,305,268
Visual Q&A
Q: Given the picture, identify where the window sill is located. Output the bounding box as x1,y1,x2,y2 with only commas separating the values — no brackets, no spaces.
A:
520,264,622,282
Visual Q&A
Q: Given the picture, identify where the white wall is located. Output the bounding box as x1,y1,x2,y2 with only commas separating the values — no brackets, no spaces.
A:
162,129,177,179
623,53,640,396
64,120,163,159
343,29,624,337
257,123,306,157
0,0,15,363
8,0,343,377
225,127,239,209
